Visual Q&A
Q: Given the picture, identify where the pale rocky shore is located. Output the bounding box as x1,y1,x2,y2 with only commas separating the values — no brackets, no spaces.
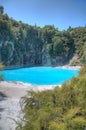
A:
55,65,81,70
0,81,29,130
0,81,56,130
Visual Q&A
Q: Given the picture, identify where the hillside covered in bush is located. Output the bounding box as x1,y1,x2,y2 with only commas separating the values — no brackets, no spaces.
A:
0,6,86,67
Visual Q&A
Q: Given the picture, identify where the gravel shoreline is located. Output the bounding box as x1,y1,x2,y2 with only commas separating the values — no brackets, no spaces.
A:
0,81,33,130
0,81,56,130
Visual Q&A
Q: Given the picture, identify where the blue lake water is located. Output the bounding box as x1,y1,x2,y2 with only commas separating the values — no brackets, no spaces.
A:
0,67,79,85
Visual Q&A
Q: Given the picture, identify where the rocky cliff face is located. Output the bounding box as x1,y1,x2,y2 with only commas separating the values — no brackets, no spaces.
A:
0,39,42,67
0,20,43,67
0,38,68,67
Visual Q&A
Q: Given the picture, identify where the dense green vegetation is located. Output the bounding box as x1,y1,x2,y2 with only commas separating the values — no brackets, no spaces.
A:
0,6,86,66
16,65,86,130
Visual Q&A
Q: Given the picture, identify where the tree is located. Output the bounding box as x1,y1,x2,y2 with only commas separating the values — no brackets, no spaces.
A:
0,6,4,14
52,37,63,56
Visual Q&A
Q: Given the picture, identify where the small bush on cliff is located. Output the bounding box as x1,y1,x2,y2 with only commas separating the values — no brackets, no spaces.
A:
0,63,4,81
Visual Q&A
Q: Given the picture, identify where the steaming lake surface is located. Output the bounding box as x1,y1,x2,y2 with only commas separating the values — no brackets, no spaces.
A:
0,67,79,85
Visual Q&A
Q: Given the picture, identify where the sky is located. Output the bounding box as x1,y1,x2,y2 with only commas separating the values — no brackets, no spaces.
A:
0,0,86,30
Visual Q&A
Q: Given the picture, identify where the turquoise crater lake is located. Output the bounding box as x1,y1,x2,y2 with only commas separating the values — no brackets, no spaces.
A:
0,67,79,85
